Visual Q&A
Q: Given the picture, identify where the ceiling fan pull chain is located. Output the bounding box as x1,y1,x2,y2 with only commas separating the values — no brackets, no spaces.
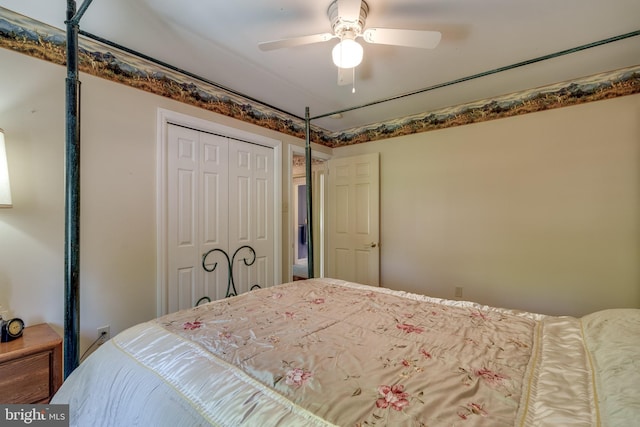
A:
352,67,356,93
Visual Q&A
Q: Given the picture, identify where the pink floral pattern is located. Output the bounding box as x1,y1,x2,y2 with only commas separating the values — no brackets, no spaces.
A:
217,330,232,340
419,348,433,359
183,321,202,330
458,402,489,419
396,323,424,334
158,278,537,426
470,310,490,321
475,367,509,387
376,384,410,411
285,368,313,388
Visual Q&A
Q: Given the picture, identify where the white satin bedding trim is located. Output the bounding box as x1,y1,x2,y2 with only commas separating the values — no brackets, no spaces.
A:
51,340,217,426
54,322,337,427
111,323,336,427
518,316,599,426
581,309,640,426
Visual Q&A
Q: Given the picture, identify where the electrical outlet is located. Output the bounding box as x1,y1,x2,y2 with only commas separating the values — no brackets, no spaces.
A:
455,287,463,298
97,325,110,344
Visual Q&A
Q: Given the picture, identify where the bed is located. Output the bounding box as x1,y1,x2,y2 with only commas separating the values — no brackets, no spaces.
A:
52,277,640,426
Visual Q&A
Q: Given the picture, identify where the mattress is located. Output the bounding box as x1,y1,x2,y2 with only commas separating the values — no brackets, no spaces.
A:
52,278,640,426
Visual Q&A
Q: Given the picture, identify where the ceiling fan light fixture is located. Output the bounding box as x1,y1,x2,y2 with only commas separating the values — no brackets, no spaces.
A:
332,38,363,69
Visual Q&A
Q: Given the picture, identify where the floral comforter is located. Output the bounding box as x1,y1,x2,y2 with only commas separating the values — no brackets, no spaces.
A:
53,278,640,426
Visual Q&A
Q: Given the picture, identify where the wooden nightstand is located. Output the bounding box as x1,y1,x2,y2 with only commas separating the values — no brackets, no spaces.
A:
0,323,62,403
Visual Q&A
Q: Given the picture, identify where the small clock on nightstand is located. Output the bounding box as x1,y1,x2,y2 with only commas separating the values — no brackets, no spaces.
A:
1,317,25,342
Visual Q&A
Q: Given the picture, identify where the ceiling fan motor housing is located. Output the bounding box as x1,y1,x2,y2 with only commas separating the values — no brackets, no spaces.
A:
328,0,369,40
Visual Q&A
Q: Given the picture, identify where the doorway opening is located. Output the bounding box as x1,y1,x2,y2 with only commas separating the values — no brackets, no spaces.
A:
290,149,329,281
293,176,308,280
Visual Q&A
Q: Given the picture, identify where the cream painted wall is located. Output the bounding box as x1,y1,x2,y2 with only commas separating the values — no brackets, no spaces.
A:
333,94,640,316
0,48,328,355
1,44,637,361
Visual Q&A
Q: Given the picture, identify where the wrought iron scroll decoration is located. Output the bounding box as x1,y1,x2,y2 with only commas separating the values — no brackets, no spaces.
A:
200,245,261,303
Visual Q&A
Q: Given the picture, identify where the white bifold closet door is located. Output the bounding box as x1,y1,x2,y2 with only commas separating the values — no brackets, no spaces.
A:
167,124,274,313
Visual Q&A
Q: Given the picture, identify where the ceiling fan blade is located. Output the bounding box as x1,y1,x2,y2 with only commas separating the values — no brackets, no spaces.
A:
362,28,442,49
337,0,362,22
258,33,335,51
337,67,354,86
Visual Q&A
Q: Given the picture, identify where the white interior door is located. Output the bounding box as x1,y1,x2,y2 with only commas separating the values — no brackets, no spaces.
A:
168,126,230,313
228,139,275,295
166,124,274,312
327,153,380,285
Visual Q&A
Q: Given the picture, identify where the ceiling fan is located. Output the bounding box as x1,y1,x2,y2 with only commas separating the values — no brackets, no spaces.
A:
258,0,442,90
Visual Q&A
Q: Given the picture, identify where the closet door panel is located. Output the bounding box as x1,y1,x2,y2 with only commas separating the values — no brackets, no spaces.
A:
166,124,275,311
229,140,275,294
229,142,252,295
199,132,229,302
168,126,199,313
252,148,272,248
252,148,273,291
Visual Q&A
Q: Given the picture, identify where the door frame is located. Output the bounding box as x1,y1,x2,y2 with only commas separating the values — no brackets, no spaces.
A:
157,108,282,316
287,144,331,282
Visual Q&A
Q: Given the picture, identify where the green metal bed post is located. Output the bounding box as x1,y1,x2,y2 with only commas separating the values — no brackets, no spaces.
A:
64,0,93,379
305,107,314,278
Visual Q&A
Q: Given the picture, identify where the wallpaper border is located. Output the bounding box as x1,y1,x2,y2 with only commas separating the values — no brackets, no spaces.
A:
1,7,639,148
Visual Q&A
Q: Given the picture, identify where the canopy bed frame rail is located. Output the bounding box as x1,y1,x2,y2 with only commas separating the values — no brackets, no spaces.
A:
304,107,314,279
64,0,93,379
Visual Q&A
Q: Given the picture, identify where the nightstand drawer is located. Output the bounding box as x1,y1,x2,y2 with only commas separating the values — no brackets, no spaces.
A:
0,324,62,403
0,351,51,403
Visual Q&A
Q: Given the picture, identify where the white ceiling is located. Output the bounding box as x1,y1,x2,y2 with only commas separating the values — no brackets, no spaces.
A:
1,0,639,132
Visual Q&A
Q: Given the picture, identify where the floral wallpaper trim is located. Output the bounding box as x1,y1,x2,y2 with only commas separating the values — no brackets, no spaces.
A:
328,66,640,147
1,7,638,149
0,8,321,142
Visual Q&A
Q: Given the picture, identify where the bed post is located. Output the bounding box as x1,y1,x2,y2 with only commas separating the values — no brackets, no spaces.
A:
64,0,93,379
305,107,314,278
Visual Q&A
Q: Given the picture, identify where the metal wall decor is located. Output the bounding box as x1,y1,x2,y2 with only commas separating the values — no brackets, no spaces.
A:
201,245,262,300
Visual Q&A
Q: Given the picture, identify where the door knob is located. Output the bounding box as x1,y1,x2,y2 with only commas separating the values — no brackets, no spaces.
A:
366,242,378,248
